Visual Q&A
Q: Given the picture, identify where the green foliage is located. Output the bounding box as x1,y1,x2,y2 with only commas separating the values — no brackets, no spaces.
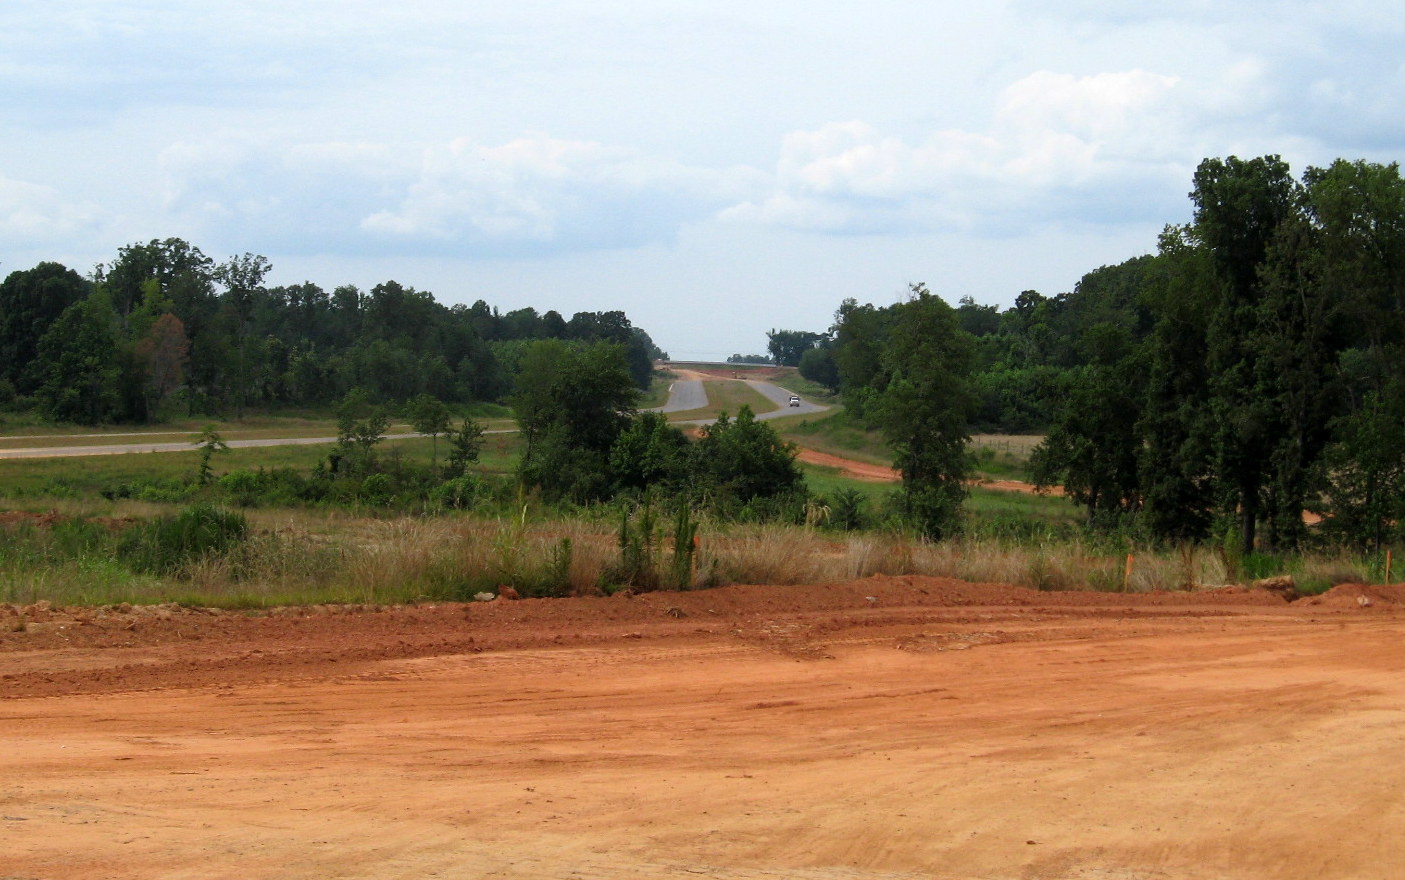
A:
333,388,390,475
407,393,453,468
1031,358,1145,519
512,340,639,502
609,411,690,493
0,262,91,395
831,298,895,422
602,501,699,592
766,328,826,367
443,417,486,479
538,538,574,598
31,291,125,424
482,504,574,598
216,466,316,506
16,156,1405,557
797,345,840,391
610,502,662,590
970,365,1060,432
670,504,699,589
1313,383,1405,549
47,517,112,559
3,240,667,426
194,424,228,486
777,408,890,464
358,473,393,506
691,405,804,505
100,477,194,504
117,504,248,576
826,284,979,538
826,487,868,531
938,156,1405,553
431,475,486,510
874,285,977,540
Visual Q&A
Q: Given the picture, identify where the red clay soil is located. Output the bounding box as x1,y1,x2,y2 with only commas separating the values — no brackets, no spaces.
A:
795,448,1063,497
677,366,792,381
0,510,137,529
6,577,1405,879
795,447,901,482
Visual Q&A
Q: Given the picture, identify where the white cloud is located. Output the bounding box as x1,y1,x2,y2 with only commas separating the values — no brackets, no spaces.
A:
997,70,1182,152
0,175,102,245
155,133,767,258
727,69,1194,236
360,135,765,253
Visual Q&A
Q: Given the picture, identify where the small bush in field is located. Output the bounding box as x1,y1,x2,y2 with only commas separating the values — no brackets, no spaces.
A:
827,488,868,531
118,504,248,576
218,467,316,507
431,475,485,510
359,473,393,506
100,478,193,504
218,470,263,506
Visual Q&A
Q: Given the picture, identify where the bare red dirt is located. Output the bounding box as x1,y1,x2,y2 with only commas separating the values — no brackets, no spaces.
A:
795,447,900,482
674,366,792,381
794,448,1063,497
6,578,1405,879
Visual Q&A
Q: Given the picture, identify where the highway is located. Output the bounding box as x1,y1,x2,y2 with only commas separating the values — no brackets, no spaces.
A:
0,375,825,460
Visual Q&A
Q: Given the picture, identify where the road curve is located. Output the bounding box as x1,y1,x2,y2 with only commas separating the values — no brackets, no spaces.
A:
651,371,829,423
744,379,829,419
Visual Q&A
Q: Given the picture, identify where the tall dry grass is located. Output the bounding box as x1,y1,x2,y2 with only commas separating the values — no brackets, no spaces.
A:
0,506,1377,607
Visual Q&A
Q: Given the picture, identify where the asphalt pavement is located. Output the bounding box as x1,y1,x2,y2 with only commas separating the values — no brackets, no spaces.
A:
0,377,827,459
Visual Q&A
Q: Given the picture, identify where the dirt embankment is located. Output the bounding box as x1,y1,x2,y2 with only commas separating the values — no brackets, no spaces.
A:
792,448,1063,496
671,365,793,382
5,577,1394,698
7,578,1405,880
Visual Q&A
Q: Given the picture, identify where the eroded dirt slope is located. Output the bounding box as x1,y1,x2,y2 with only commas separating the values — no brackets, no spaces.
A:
5,577,1405,880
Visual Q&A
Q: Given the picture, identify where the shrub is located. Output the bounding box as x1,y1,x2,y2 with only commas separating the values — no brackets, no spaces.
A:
431,475,485,510
600,502,700,591
218,470,264,506
827,488,867,531
100,478,193,504
359,473,393,506
118,504,248,576
216,468,316,508
47,517,111,560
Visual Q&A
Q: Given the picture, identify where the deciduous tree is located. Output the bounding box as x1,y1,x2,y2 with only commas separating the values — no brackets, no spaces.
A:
0,262,90,394
134,313,191,418
874,284,977,540
511,340,639,501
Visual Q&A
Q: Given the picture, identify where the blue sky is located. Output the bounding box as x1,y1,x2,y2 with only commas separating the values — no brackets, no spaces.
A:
3,1,1404,360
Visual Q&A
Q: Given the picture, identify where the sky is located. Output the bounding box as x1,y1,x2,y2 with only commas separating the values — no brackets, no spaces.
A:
3,2,1404,361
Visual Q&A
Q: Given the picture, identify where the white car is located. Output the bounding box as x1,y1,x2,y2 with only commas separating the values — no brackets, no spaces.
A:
788,395,801,407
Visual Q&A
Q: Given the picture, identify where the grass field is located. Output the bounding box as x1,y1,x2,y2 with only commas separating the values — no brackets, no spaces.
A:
0,395,1382,609
0,409,518,448
772,410,890,465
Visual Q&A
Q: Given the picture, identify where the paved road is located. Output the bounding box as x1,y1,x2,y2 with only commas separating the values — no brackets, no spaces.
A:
649,379,708,413
0,435,347,460
651,376,829,425
744,378,829,419
0,377,829,460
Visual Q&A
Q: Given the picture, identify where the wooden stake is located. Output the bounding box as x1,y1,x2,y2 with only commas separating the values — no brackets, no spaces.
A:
1386,549,1392,584
1123,554,1135,592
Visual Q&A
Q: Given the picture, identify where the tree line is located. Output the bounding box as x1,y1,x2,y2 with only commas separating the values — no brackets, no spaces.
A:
0,237,810,533
0,238,665,424
785,156,1405,552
